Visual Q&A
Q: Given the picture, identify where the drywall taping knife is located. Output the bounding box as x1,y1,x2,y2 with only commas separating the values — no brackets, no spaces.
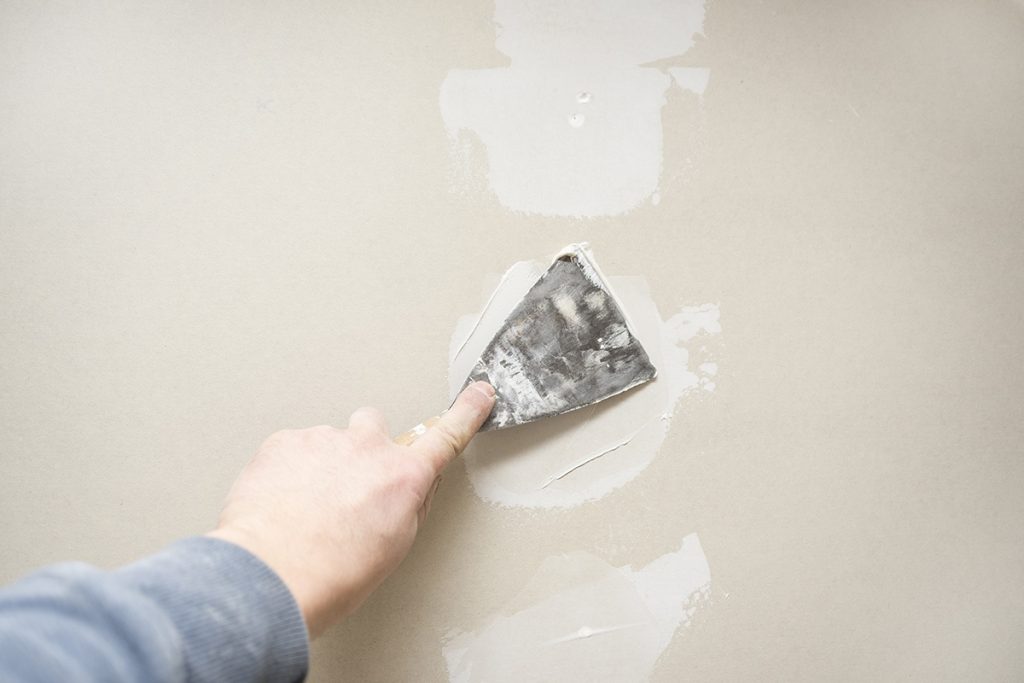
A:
396,244,656,443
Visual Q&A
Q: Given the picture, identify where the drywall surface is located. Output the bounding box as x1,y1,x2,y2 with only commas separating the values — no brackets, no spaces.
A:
2,1,1024,682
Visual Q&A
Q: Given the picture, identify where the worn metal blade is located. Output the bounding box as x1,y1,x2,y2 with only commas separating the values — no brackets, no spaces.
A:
462,245,657,431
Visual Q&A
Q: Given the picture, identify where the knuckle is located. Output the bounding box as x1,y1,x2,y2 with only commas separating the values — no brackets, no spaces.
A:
350,407,387,436
435,424,465,454
306,424,340,442
263,429,291,447
391,460,431,497
352,423,384,445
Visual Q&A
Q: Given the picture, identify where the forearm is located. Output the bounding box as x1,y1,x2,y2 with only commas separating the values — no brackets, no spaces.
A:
0,537,308,683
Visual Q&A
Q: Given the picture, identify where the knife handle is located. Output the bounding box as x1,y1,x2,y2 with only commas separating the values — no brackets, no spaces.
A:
393,415,442,446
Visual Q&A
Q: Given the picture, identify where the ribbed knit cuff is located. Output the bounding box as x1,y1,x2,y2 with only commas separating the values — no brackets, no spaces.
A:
116,536,309,683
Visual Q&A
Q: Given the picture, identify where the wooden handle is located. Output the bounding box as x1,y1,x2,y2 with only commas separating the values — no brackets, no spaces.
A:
394,415,441,446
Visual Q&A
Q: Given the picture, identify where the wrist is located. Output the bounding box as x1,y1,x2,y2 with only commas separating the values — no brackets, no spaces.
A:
206,526,326,636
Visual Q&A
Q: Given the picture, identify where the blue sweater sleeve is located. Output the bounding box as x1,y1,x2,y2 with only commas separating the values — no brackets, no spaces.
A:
0,537,309,682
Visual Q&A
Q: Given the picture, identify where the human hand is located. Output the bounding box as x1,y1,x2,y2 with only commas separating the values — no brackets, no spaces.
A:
207,381,496,637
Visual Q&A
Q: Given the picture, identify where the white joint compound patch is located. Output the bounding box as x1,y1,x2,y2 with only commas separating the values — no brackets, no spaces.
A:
440,0,708,217
448,259,721,509
443,533,711,682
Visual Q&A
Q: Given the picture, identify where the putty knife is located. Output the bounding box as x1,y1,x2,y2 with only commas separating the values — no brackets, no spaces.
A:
396,244,656,443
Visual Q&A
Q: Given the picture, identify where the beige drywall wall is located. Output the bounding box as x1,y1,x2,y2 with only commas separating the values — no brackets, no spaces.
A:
1,1,1022,680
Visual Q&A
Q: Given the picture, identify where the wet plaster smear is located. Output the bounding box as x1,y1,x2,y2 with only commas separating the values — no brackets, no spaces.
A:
443,534,711,682
449,258,721,510
440,0,709,216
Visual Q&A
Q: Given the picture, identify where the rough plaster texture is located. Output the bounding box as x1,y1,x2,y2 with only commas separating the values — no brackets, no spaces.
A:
1,1,1023,681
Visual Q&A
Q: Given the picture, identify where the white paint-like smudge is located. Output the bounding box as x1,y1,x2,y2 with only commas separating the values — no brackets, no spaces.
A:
698,361,718,392
668,67,711,96
440,0,708,217
546,622,646,644
448,260,721,509
450,263,522,362
552,291,582,326
600,323,630,350
443,533,711,682
667,303,721,341
539,417,660,490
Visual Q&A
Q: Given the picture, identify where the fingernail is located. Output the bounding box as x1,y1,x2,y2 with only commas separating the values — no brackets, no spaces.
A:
469,381,496,400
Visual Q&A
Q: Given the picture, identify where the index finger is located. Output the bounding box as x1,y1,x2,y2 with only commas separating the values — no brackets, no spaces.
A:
412,381,495,474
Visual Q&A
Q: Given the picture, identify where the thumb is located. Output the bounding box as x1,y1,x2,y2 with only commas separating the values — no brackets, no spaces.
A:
412,381,495,474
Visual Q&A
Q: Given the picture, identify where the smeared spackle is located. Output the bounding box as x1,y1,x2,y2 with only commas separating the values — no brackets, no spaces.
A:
546,622,646,645
539,419,656,489
699,362,718,376
451,263,526,363
443,534,711,682
449,258,721,509
552,292,581,326
668,67,711,96
600,323,630,349
439,0,709,217
667,303,721,341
